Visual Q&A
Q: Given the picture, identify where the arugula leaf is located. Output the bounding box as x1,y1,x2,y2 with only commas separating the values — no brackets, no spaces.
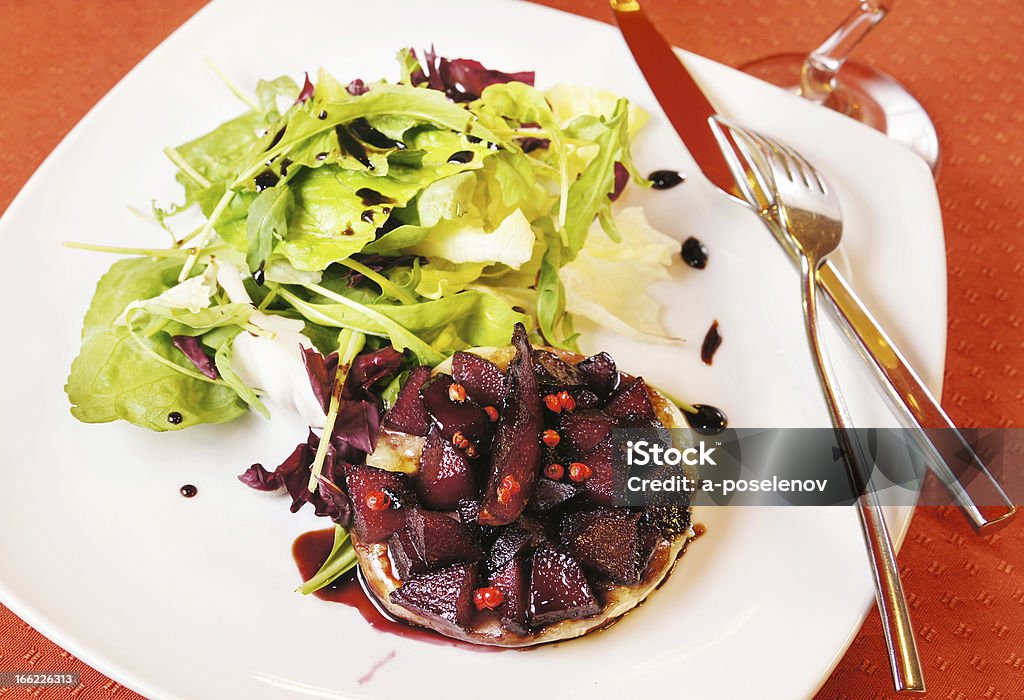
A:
361,224,431,254
214,339,271,419
235,83,504,188
246,186,293,274
279,286,529,361
563,98,630,256
66,257,247,430
296,525,357,594
255,75,300,114
175,110,273,198
476,82,568,228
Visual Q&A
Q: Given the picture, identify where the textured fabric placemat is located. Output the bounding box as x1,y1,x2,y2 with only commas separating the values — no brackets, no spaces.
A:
1,1,1021,698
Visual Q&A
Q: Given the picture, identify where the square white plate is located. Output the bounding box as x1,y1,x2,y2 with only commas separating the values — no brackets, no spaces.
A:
0,1,943,698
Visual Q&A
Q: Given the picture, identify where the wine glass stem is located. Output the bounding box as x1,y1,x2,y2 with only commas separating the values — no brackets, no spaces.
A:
800,1,891,103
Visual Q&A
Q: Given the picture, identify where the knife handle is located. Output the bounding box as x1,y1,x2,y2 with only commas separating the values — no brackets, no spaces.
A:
817,261,1016,530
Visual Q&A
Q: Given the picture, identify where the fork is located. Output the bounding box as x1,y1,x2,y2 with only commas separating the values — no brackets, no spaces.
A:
711,117,926,693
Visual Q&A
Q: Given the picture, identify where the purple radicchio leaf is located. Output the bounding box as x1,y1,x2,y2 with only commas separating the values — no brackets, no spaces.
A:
406,48,428,86
331,400,381,455
300,345,400,455
346,78,369,96
610,161,629,202
421,46,534,102
237,463,281,491
301,346,339,413
172,335,219,380
238,431,352,525
347,346,404,396
315,474,354,527
516,137,550,154
238,439,312,494
295,72,315,104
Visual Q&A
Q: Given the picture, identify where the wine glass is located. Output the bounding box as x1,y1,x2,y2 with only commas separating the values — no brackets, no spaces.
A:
740,1,940,173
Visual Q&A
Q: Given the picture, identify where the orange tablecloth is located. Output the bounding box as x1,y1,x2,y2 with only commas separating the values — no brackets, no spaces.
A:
1,1,1021,698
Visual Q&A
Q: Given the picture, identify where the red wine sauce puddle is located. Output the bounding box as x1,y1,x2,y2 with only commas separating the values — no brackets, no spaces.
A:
292,529,502,652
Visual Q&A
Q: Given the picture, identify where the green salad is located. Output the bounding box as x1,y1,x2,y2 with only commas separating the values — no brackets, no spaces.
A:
65,49,677,434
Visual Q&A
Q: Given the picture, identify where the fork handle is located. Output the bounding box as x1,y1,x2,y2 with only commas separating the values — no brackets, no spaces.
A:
801,258,925,694
817,261,1016,530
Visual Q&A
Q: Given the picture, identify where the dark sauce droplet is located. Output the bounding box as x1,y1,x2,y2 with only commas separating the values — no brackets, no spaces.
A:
349,118,405,150
254,170,279,191
649,169,685,190
315,151,329,161
466,135,483,144
356,188,396,207
253,263,266,286
167,411,183,425
685,404,727,435
265,127,286,152
179,484,197,498
681,236,708,269
318,110,328,120
447,150,474,164
361,210,375,224
335,124,374,170
701,320,722,366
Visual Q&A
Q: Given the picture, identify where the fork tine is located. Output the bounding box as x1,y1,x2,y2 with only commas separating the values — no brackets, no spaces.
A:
710,116,776,212
729,128,778,204
783,143,829,195
747,131,803,187
772,139,815,189
760,134,828,194
708,117,761,208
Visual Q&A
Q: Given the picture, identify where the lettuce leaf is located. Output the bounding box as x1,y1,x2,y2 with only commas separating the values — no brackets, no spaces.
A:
408,208,535,268
560,207,676,341
66,257,247,430
279,287,530,360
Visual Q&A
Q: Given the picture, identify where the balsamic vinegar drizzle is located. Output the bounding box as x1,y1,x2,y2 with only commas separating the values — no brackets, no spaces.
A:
700,320,722,366
356,188,396,207
265,127,286,152
179,484,198,498
349,118,405,150
447,150,474,164
681,236,708,269
254,170,280,191
685,404,727,435
335,124,374,169
167,411,183,425
648,169,685,189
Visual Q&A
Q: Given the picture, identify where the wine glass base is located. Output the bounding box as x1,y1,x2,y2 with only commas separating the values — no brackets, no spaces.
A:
740,53,940,175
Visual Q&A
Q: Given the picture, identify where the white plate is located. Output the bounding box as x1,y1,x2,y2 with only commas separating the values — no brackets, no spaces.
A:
0,0,944,698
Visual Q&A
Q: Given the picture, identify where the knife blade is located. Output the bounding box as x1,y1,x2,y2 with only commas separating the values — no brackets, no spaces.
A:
610,0,735,192
610,0,1015,532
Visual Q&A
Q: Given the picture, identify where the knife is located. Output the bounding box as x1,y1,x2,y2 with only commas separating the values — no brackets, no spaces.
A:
610,0,1015,533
